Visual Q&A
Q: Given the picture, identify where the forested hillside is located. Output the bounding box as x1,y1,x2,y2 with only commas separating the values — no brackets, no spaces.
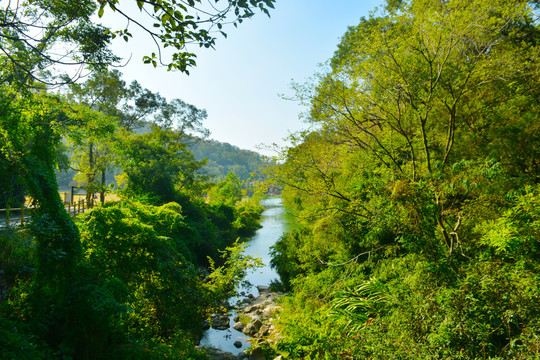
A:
56,137,269,192
269,0,540,359
189,139,269,181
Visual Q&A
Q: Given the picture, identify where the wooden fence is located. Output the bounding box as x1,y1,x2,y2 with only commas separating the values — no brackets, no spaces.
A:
0,197,95,228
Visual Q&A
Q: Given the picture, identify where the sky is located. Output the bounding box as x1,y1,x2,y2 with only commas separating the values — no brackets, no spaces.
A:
100,0,383,157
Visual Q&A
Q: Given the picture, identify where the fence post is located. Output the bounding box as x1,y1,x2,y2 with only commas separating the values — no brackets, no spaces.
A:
6,208,10,227
20,207,24,227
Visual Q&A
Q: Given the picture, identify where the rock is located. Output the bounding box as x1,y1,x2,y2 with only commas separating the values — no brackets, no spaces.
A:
253,319,263,330
247,294,254,299
236,350,250,360
203,320,210,330
233,314,240,322
259,325,270,336
211,314,230,330
249,347,266,360
257,285,270,293
243,322,258,336
244,305,260,313
240,291,246,296
233,322,245,332
234,341,242,348
273,356,283,360
199,346,236,360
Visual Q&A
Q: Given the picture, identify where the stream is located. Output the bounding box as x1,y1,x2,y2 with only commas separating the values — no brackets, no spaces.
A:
199,197,289,354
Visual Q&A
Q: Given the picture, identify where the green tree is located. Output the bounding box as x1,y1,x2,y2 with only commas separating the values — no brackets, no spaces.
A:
0,0,118,86
65,70,168,203
209,172,243,206
270,0,540,358
0,86,81,293
1,0,275,85
114,125,206,203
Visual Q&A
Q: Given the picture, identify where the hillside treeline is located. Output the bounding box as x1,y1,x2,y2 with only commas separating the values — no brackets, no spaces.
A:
190,139,270,182
270,0,539,358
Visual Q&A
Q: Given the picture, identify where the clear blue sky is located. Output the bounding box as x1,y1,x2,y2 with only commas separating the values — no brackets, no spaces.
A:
102,0,382,156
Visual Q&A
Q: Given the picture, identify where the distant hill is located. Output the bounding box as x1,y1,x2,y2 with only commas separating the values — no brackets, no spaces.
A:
188,138,270,181
56,138,270,191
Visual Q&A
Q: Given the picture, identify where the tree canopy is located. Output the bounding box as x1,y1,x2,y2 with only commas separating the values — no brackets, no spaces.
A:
269,0,540,358
0,0,275,86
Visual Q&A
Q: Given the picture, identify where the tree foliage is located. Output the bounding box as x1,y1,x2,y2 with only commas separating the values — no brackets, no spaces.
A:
0,0,276,86
270,0,540,358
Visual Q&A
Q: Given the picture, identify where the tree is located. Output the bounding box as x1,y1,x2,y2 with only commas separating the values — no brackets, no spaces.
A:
0,0,118,86
286,0,540,257
97,0,276,73
270,1,540,358
65,69,168,203
114,125,206,203
209,172,243,206
0,0,276,86
0,86,82,290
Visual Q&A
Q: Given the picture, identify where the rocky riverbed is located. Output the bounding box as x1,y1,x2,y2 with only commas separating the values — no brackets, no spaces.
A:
199,285,283,360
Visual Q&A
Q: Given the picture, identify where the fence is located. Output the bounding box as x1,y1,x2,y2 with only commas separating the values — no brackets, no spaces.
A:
0,197,95,228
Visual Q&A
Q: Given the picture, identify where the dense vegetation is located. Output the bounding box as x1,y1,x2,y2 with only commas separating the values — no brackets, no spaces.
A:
269,0,540,359
190,139,270,182
0,1,274,358
0,75,265,360
56,136,269,192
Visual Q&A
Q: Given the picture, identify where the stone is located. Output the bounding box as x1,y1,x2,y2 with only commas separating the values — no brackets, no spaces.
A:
259,325,270,336
233,314,240,322
252,319,263,330
234,341,242,348
199,346,236,360
211,314,230,330
243,322,257,336
244,305,260,313
233,322,245,332
247,294,254,299
249,347,266,360
257,285,270,293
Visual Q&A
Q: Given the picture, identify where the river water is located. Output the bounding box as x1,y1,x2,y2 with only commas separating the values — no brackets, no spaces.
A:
199,197,288,354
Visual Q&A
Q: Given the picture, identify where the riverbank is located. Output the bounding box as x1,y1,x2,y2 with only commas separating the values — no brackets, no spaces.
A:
199,285,283,360
199,198,289,355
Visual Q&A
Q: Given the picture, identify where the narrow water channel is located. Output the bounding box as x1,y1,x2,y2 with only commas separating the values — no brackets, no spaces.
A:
199,197,288,354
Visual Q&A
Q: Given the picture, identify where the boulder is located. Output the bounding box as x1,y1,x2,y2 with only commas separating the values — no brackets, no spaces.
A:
258,325,270,337
234,341,242,348
256,285,270,293
249,347,266,360
233,322,245,332
252,319,263,330
211,314,230,330
199,346,236,360
243,322,258,336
